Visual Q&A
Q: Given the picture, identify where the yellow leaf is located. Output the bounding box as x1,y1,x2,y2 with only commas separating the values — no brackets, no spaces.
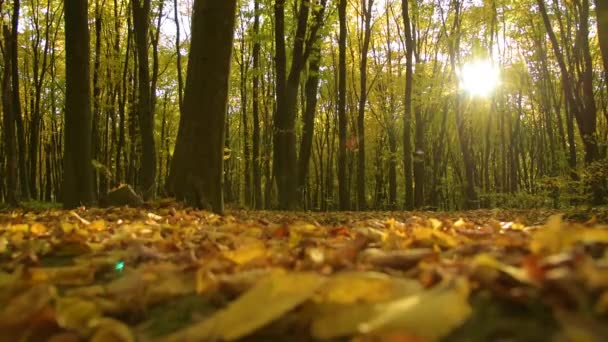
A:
359,278,471,339
30,223,48,236
90,318,134,342
311,279,471,340
196,270,219,295
165,272,326,341
315,272,422,304
473,253,534,285
29,266,96,286
429,218,443,230
412,227,460,248
61,222,77,234
9,224,29,233
56,297,101,336
0,237,8,254
223,241,267,265
89,220,107,231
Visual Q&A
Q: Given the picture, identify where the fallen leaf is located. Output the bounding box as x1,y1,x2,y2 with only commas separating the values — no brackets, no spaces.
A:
164,271,326,341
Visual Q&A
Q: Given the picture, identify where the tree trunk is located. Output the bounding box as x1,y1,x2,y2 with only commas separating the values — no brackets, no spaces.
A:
63,0,95,208
252,0,262,209
385,0,397,210
297,47,321,205
338,0,349,211
537,0,598,165
92,0,103,198
238,24,251,206
596,0,608,78
402,0,414,210
274,0,327,210
10,0,29,199
357,0,373,211
174,0,184,113
168,0,237,213
2,25,19,206
132,0,156,199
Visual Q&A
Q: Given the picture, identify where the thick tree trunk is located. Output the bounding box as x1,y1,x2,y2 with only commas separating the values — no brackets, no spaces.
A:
274,0,326,210
63,0,95,208
169,0,237,213
338,0,349,211
132,0,156,199
2,25,19,206
297,47,321,205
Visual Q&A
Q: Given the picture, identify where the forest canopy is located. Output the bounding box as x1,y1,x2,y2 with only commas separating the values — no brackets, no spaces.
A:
0,0,607,211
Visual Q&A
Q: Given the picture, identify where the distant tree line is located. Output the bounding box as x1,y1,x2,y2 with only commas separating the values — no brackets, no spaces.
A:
0,0,607,212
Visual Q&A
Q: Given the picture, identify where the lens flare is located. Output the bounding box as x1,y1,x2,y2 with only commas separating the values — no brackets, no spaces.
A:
458,60,500,97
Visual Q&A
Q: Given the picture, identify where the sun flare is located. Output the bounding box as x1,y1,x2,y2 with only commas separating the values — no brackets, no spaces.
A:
458,60,501,97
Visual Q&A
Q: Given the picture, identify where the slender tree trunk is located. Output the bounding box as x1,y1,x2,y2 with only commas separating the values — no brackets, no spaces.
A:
132,0,156,199
578,0,599,163
151,1,164,120
63,0,95,208
447,0,478,208
596,0,608,79
239,23,251,206
252,0,262,209
385,0,397,210
116,16,131,185
357,0,373,211
92,0,103,198
11,0,29,199
538,0,598,165
338,0,349,210
169,0,237,213
174,0,184,113
402,0,414,209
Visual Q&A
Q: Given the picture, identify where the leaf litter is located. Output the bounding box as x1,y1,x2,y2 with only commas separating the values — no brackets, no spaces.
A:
0,206,607,341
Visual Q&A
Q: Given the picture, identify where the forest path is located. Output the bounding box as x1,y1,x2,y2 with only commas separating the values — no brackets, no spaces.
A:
0,206,607,341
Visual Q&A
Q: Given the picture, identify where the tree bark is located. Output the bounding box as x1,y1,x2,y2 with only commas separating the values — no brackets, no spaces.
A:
63,0,95,208
338,0,349,210
596,0,608,78
402,0,414,209
10,0,29,199
297,47,321,206
92,0,103,198
273,0,327,210
2,25,19,205
357,0,373,211
252,0,262,209
132,0,156,199
537,0,598,164
174,0,184,114
168,0,237,213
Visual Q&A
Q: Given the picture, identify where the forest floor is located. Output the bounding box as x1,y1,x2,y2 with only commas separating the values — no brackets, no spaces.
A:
0,204,608,341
